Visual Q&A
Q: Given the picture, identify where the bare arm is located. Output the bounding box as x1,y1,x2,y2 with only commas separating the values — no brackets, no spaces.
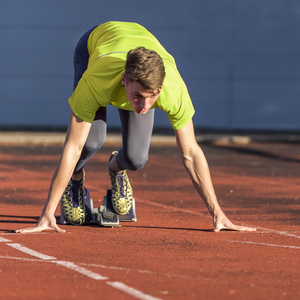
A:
15,111,92,233
174,120,256,232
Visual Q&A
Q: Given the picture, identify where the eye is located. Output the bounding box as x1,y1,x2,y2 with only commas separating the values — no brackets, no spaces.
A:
134,94,143,99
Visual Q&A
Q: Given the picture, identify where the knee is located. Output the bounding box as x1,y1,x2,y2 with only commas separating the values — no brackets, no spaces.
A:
121,150,147,171
84,137,105,157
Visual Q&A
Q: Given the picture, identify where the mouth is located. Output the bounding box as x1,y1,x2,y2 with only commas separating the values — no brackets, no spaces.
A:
137,108,147,115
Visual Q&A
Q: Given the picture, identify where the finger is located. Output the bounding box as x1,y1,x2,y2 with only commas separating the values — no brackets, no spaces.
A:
15,224,66,234
53,224,66,233
227,224,256,231
236,225,256,232
214,224,256,232
15,227,44,234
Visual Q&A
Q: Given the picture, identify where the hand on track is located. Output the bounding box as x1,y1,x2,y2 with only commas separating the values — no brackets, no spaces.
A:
213,214,256,232
15,214,65,234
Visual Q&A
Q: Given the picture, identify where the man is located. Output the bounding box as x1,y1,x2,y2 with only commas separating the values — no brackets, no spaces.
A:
16,21,256,233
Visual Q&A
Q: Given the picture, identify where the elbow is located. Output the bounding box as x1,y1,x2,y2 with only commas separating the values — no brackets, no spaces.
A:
180,151,194,170
72,145,84,162
180,145,204,171
73,148,83,162
63,141,84,163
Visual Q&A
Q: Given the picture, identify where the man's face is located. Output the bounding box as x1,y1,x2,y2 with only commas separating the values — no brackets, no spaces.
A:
122,74,161,115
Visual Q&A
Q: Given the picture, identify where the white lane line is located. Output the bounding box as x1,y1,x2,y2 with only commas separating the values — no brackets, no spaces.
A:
254,227,300,239
140,199,206,217
0,255,43,262
6,243,108,280
0,237,11,242
106,281,161,300
80,262,202,281
0,254,207,283
0,232,51,236
2,243,162,300
219,239,300,250
140,200,300,241
7,243,56,260
80,262,153,273
54,260,108,280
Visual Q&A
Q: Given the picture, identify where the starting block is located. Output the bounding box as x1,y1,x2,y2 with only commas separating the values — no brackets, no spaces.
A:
95,205,120,227
103,189,137,222
60,189,136,227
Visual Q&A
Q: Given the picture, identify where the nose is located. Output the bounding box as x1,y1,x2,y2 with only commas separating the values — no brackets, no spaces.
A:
139,98,147,109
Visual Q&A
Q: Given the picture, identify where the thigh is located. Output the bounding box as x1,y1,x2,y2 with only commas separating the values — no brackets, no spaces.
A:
85,107,107,151
119,108,155,158
74,107,107,174
73,26,97,90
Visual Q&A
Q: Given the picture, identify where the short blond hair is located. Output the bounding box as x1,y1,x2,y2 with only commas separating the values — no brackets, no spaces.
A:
125,47,165,92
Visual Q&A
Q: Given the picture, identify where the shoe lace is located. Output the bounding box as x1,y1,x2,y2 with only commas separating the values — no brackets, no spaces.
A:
115,172,126,198
72,179,83,208
65,181,72,193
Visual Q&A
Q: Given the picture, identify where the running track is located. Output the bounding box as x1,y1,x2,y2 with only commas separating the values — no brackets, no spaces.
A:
0,139,299,299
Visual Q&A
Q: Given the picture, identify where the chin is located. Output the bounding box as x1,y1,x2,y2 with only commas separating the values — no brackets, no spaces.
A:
136,109,147,115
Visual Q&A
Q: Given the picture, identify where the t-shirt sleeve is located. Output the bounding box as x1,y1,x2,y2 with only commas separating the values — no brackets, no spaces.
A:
68,76,100,123
166,81,195,130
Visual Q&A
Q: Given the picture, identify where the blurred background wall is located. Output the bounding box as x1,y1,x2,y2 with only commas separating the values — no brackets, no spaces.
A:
1,0,300,131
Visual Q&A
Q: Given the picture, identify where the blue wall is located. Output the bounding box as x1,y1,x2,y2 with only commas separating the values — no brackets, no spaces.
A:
1,0,300,130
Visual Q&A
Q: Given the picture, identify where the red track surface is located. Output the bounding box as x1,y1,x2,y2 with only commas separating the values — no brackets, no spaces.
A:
0,141,299,300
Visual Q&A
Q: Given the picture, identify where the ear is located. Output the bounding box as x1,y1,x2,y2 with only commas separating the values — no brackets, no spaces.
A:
121,73,126,86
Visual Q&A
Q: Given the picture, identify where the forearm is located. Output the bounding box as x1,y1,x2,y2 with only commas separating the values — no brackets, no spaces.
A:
181,147,223,217
175,121,256,232
42,145,81,216
15,112,92,234
41,111,91,217
174,121,224,217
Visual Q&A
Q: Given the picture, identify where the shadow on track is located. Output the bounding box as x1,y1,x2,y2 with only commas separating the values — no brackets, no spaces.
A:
124,224,214,232
0,214,39,229
204,144,300,163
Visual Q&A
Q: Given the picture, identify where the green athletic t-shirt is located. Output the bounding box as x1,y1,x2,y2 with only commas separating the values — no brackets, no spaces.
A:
68,21,195,130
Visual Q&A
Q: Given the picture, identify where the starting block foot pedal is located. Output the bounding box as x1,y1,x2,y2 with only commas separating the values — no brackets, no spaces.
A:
103,189,137,222
96,205,120,227
60,188,120,227
60,188,94,225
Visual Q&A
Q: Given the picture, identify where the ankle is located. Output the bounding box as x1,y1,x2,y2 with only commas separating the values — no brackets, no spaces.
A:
72,170,85,181
108,154,122,173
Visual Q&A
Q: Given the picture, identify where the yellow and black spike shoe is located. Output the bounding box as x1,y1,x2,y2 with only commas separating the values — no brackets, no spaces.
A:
108,151,133,215
61,178,85,225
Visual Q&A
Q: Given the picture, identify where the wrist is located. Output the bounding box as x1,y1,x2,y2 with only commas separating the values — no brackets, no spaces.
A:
209,204,224,218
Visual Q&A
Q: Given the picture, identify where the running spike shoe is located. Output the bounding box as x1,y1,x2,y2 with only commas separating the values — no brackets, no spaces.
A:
61,178,85,225
108,151,133,215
